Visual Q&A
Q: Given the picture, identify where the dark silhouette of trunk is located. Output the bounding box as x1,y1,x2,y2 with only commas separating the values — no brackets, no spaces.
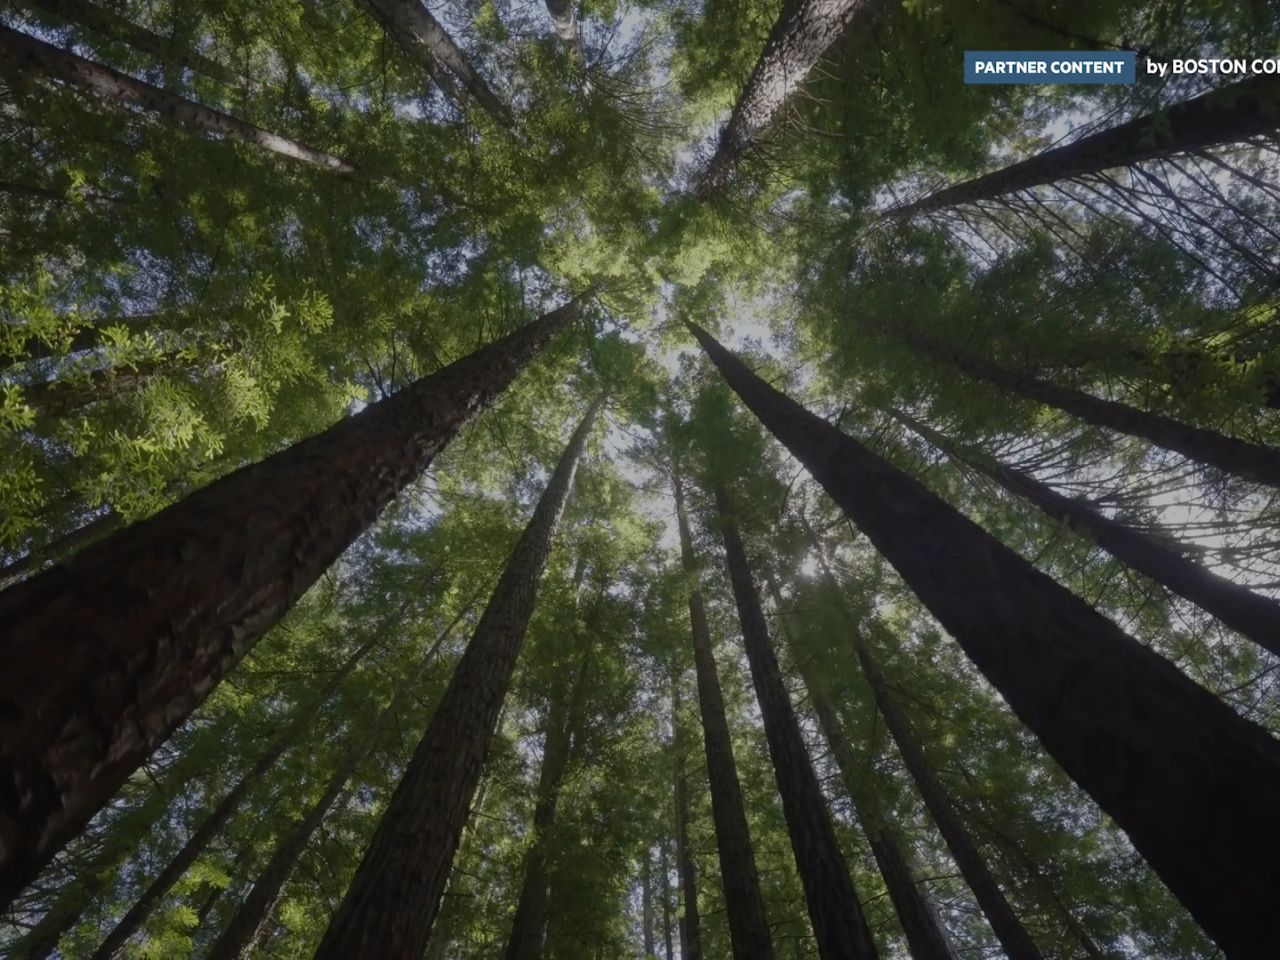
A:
0,511,120,590
687,319,1280,958
714,486,877,960
0,301,579,909
671,674,702,960
356,0,516,129
766,577,956,960
642,852,657,956
204,607,471,960
891,408,1280,659
88,638,377,960
0,177,129,208
313,394,603,960
0,314,158,369
672,469,773,959
24,0,240,85
697,0,863,195
0,25,362,176
889,74,1280,218
505,654,591,960
908,333,1280,489
22,354,190,419
660,839,675,960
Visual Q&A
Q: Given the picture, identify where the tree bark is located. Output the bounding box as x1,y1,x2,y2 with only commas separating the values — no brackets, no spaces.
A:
659,838,675,960
671,674,701,960
542,0,583,65
203,607,470,960
687,319,1280,959
715,487,878,960
0,25,362,176
23,0,241,85
313,394,603,960
22,354,188,419
766,577,956,960
642,850,657,956
697,0,863,195
0,314,159,370
88,637,377,960
672,469,773,960
0,300,579,909
889,74,1280,218
891,408,1280,659
908,333,1280,489
0,511,120,591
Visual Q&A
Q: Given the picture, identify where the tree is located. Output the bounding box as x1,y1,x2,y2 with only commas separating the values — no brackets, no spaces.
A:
671,672,703,960
0,301,579,909
313,393,604,959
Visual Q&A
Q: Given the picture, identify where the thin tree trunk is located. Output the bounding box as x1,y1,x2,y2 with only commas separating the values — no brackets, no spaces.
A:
313,394,604,959
715,486,877,960
203,606,472,960
672,469,773,959
0,300,579,909
0,25,362,175
88,637,378,960
889,74,1280,218
356,0,516,129
22,354,189,419
908,333,1280,489
697,0,863,195
23,0,241,85
642,850,657,956
659,839,675,960
766,577,956,960
891,408,1280,659
543,0,583,65
687,318,1280,958
1,314,159,370
671,674,701,960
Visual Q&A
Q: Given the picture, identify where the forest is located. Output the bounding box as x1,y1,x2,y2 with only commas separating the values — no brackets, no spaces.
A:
1,0,1280,955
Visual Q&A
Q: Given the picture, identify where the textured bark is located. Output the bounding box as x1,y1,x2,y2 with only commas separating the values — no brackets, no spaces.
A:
767,578,955,960
357,0,515,129
24,0,240,85
671,676,701,960
204,609,469,960
0,301,578,908
697,0,863,195
715,488,877,960
642,852,657,956
660,839,675,960
313,395,603,960
542,0,583,64
0,512,120,591
893,408,1280,659
688,319,1280,958
0,25,362,175
890,74,1280,218
88,638,376,960
910,334,1280,489
672,471,773,960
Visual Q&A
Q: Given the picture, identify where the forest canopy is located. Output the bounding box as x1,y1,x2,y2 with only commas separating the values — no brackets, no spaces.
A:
2,0,1280,956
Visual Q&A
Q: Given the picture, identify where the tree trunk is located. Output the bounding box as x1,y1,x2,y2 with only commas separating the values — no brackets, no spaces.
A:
697,0,863,195
0,511,120,590
23,0,241,85
687,319,1280,958
542,0,583,65
715,486,878,960
908,333,1280,489
672,469,773,960
356,0,516,129
312,394,603,960
766,577,956,960
1,314,159,370
659,839,675,960
671,675,701,960
642,851,657,956
0,300,578,909
203,606,469,960
889,74,1280,218
88,637,377,960
891,408,1280,659
0,25,362,176
22,354,189,419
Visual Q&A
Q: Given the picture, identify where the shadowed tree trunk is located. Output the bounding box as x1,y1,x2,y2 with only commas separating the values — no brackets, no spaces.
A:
0,300,579,909
660,838,675,960
697,0,864,195
766,576,956,960
88,638,378,960
671,673,702,960
888,74,1280,218
0,25,362,175
907,333,1280,489
891,408,1280,659
543,0,584,61
0,511,120,590
687,319,1280,958
23,0,241,85
313,394,604,959
672,469,773,959
22,354,191,419
714,486,878,960
0,314,159,370
642,851,657,956
203,606,471,960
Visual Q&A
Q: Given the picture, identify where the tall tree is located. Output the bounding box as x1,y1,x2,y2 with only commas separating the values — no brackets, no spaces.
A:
688,319,1280,957
0,301,580,909
671,673,702,960
714,485,879,960
313,393,604,959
